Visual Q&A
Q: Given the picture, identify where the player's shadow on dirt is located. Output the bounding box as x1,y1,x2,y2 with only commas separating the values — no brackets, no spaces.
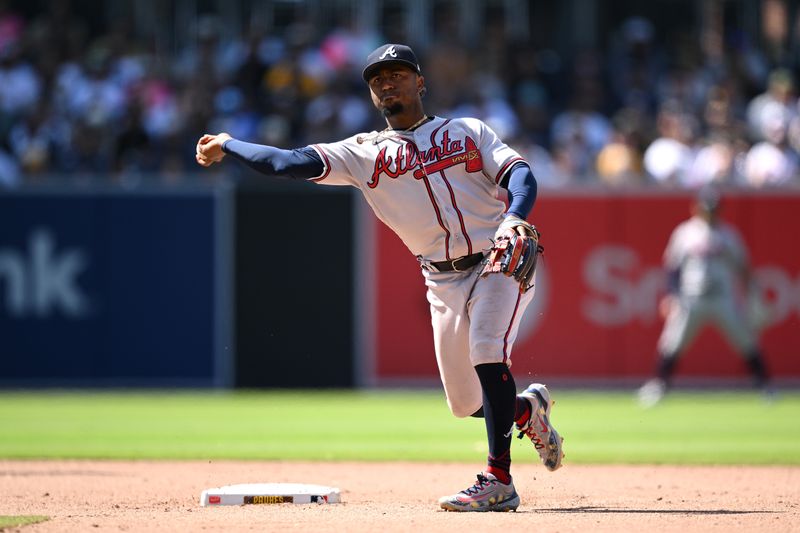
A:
537,506,777,515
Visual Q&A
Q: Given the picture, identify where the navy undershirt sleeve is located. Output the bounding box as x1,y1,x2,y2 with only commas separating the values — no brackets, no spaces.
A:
499,162,538,219
666,268,681,295
221,139,324,180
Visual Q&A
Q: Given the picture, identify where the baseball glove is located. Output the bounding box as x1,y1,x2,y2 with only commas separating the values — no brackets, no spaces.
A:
480,216,543,293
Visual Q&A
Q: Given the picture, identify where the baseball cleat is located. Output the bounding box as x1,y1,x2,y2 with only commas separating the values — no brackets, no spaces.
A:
438,472,519,512
637,378,666,408
516,383,564,472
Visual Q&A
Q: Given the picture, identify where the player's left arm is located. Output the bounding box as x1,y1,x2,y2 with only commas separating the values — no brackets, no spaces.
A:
483,163,542,293
499,162,538,221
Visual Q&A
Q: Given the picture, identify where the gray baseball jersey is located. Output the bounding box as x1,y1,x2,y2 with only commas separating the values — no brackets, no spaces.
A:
310,116,533,416
663,216,748,297
310,116,525,262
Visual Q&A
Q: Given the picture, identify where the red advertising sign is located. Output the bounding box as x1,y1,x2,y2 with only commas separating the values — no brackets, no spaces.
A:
372,190,800,383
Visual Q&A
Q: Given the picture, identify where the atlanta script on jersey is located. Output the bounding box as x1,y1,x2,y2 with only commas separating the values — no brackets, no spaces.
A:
309,116,526,262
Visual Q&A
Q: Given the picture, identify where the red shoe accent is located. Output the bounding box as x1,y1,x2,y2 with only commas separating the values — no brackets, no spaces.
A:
486,465,511,485
514,396,531,427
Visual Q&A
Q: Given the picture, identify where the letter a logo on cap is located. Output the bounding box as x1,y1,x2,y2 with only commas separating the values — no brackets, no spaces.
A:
379,45,398,59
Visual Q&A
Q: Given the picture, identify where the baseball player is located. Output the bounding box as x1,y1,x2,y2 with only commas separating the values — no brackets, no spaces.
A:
196,43,563,512
638,187,771,407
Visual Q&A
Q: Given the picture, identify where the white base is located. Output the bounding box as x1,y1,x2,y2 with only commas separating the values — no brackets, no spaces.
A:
200,483,341,506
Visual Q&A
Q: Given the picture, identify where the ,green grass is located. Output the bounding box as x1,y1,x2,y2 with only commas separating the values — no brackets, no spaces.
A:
0,516,49,528
0,390,798,465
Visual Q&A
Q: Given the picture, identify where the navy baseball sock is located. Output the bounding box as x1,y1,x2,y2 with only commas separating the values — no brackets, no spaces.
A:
745,351,769,388
514,396,532,427
656,353,679,386
475,363,517,484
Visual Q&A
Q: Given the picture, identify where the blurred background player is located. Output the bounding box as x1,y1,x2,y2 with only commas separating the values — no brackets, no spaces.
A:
638,187,772,407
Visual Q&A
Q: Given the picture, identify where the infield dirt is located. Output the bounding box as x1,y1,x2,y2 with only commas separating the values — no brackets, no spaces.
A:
0,461,797,532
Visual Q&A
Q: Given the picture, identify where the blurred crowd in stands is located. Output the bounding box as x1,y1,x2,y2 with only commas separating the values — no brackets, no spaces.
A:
2,1,800,188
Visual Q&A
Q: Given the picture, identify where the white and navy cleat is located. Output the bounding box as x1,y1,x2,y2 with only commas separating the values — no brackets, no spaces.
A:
516,383,564,472
438,472,520,512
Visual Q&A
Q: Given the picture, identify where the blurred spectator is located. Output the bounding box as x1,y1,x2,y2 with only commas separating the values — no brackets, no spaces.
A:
655,33,712,115
0,146,19,185
139,72,182,141
319,14,381,78
305,74,371,141
608,16,663,113
0,43,42,117
7,104,59,176
643,101,698,185
424,26,471,113
113,102,151,175
683,84,750,186
508,47,551,146
743,105,799,187
703,84,745,138
550,79,612,178
595,107,647,186
447,73,520,140
210,86,260,141
0,1,799,189
511,138,567,187
746,68,797,142
685,135,738,187
595,135,641,186
231,28,287,115
173,14,247,85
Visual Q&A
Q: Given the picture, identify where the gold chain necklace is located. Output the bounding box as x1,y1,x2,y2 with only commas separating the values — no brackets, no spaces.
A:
389,115,431,132
357,115,432,145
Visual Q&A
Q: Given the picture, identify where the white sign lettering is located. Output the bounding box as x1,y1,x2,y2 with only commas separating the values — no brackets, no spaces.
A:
0,228,90,318
581,244,800,327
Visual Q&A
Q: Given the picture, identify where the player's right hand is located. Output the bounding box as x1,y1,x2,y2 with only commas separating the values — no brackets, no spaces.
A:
195,133,232,167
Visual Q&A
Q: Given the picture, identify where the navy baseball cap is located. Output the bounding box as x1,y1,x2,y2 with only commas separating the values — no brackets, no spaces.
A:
696,185,721,211
362,44,421,82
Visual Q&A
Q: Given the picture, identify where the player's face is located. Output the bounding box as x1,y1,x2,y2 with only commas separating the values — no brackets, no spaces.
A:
693,202,719,223
368,65,424,117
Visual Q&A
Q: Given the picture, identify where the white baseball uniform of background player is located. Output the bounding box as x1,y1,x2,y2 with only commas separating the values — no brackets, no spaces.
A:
196,43,563,512
638,188,771,407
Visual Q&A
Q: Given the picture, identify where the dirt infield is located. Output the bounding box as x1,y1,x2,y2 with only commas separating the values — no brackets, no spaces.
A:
1,461,797,532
